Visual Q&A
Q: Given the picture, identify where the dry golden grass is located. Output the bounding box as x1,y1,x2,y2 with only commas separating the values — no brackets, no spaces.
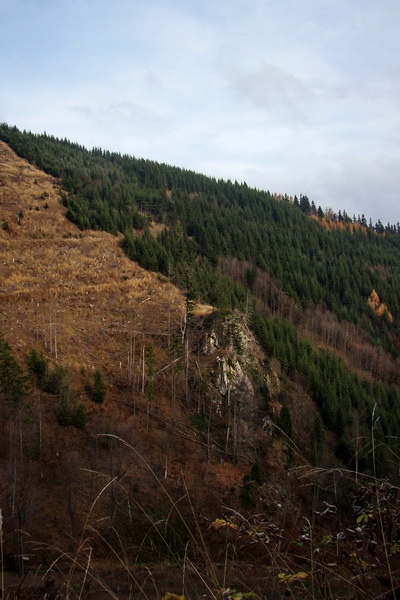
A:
0,140,186,371
0,141,213,554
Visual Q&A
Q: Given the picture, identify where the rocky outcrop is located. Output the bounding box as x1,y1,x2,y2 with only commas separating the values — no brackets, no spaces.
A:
202,312,263,418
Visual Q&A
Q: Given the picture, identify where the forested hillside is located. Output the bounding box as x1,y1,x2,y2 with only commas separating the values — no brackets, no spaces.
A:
1,123,400,347
2,124,400,598
2,123,400,461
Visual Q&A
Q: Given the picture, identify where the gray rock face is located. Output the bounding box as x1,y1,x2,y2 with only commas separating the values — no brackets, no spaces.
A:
203,313,262,418
216,354,254,404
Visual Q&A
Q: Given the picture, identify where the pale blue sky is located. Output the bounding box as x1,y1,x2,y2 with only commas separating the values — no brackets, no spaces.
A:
1,0,400,224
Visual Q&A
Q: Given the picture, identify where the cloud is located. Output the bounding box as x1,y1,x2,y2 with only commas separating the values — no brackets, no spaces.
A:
311,155,400,225
104,102,164,125
1,0,400,224
226,62,313,124
72,105,96,120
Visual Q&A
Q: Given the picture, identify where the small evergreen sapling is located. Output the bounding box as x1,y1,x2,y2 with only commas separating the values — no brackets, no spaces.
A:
92,368,105,403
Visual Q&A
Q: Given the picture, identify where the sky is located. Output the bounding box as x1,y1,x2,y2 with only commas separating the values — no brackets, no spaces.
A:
1,0,400,225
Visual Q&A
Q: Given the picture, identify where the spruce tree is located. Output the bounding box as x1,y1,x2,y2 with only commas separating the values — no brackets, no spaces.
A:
0,332,26,408
92,368,105,404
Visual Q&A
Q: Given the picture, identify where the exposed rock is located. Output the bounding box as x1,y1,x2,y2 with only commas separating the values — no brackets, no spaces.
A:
202,312,265,420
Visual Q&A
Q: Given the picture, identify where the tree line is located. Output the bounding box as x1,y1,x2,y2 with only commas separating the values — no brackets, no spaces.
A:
1,123,399,355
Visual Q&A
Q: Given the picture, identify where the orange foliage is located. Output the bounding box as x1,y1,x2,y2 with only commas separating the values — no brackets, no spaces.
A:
368,289,380,310
368,289,393,322
314,216,368,235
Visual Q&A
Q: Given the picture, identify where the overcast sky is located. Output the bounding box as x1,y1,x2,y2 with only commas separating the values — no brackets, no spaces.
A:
1,0,399,224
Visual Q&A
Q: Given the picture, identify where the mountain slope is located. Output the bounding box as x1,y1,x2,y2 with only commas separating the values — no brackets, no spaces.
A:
2,123,400,356
0,141,288,583
0,139,184,364
2,132,400,598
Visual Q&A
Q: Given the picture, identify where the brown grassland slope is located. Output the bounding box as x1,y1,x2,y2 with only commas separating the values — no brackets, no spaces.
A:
0,140,185,365
0,141,268,571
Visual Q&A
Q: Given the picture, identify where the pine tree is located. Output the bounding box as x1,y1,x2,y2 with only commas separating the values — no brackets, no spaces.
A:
74,403,87,428
250,458,265,484
92,368,105,403
27,348,48,389
0,332,26,408
299,195,311,214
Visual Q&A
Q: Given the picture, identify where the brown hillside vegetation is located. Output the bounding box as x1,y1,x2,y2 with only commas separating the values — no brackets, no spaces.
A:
0,141,292,595
0,140,185,364
3,142,400,599
0,141,195,550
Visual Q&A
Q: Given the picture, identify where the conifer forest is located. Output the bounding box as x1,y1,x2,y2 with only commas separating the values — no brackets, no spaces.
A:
1,123,400,598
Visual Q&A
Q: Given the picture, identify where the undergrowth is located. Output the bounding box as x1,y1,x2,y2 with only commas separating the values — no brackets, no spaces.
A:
2,433,400,600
